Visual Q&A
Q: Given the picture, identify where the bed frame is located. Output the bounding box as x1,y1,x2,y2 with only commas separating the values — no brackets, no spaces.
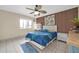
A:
30,37,57,49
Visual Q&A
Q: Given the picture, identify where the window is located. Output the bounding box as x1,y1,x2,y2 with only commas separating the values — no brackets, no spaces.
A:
20,18,32,29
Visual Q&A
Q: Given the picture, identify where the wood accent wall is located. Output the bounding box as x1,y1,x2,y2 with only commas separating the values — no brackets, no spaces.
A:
36,7,78,33
36,17,45,25
55,7,78,33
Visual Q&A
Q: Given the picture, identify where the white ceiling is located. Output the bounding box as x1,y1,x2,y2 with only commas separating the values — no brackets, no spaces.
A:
0,5,78,18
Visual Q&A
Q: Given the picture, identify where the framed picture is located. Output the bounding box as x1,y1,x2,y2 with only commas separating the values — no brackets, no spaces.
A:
44,15,55,26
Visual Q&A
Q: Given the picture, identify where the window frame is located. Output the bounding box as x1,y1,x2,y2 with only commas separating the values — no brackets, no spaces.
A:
20,18,32,29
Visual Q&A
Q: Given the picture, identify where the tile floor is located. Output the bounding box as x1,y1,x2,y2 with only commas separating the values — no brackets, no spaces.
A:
0,37,68,53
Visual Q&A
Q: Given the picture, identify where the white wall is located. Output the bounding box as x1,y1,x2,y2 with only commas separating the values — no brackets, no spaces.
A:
0,10,34,40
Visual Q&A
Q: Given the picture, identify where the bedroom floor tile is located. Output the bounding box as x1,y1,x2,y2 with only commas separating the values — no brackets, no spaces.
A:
0,37,68,53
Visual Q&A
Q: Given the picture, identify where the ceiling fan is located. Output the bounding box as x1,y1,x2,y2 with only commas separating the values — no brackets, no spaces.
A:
26,5,47,16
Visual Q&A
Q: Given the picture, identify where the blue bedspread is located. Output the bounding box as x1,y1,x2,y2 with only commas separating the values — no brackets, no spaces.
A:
25,31,57,46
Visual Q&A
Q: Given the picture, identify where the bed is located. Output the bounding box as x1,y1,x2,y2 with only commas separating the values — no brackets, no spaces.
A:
25,30,57,46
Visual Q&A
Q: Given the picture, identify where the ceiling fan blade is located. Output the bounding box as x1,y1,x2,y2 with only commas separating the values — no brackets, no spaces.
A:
39,10,47,14
26,8,34,11
30,12,34,14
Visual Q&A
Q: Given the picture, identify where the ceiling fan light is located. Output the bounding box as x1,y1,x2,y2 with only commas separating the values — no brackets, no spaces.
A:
34,11,40,15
